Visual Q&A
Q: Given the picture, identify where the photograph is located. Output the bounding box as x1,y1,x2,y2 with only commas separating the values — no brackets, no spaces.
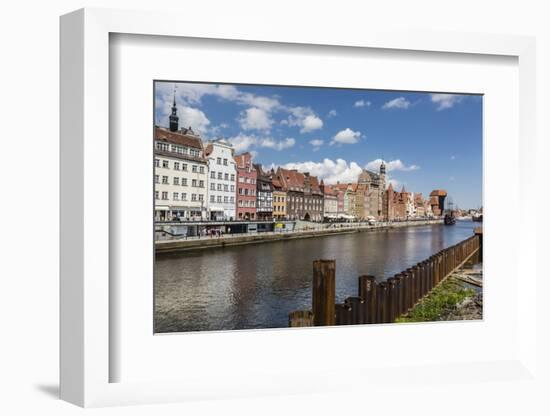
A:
153,81,483,333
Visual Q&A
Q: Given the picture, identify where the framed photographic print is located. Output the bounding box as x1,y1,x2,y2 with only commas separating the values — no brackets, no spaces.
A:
60,7,538,408
152,80,483,334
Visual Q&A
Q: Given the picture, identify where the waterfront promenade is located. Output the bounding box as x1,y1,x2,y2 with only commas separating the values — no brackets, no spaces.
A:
155,219,443,254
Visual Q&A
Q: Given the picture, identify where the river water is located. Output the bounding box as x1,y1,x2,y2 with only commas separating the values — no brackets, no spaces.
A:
155,220,479,333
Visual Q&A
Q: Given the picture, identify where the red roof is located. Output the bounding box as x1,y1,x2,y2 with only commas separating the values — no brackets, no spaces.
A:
154,126,203,150
277,168,322,194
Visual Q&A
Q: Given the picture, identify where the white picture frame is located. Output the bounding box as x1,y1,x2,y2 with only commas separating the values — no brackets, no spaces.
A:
60,8,538,408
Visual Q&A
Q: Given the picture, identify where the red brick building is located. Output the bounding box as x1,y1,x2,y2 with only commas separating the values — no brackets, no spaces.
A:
234,152,257,220
386,183,410,220
274,168,324,221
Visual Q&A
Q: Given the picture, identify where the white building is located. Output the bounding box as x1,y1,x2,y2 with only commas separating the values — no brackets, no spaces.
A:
154,98,208,221
406,192,416,218
204,139,237,220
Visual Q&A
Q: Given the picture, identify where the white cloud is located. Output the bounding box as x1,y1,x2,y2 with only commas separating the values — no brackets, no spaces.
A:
327,109,337,118
382,97,411,110
226,134,258,153
178,106,210,134
260,137,295,151
157,82,280,111
309,139,324,151
354,99,371,108
227,134,296,152
430,94,463,110
282,158,364,184
300,114,324,133
450,155,456,160
238,107,274,131
365,158,420,172
331,128,362,145
387,177,402,190
281,106,324,134
157,82,329,137
239,93,280,111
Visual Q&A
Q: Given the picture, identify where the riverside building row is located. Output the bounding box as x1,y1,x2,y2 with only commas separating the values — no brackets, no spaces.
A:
154,100,445,222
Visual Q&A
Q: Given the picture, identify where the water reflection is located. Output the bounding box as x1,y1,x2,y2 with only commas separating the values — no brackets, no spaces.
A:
155,220,478,332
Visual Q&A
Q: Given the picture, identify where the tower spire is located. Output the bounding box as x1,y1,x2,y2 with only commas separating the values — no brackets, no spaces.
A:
169,85,179,132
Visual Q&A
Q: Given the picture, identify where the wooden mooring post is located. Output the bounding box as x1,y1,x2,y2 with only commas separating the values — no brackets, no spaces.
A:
358,275,377,324
312,259,336,326
289,310,314,327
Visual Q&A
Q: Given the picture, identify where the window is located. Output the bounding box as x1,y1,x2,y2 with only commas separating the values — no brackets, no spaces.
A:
181,178,187,186
182,163,188,171
230,174,235,181
224,185,228,192
156,142,170,152
224,173,229,181
181,193,187,201
198,194,204,201
238,200,243,207
210,183,215,191
251,201,255,207
162,192,168,200
238,177,244,183
174,162,180,170
192,179,197,187
155,191,159,200
192,165,197,173
230,185,235,192
199,180,204,188
224,196,228,203
217,184,222,191
162,176,168,184
154,175,159,184
239,188,243,195
173,192,179,200
210,171,216,179
218,172,222,180
199,166,205,174
162,160,169,168
210,195,215,202
191,194,197,201
223,158,228,166
217,157,221,165
173,177,179,185
154,159,160,167
217,196,222,203
230,196,234,203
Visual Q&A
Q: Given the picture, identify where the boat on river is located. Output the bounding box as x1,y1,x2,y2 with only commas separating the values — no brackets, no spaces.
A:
444,213,456,225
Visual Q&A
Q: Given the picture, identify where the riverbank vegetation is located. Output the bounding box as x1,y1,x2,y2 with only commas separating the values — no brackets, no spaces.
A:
396,277,476,323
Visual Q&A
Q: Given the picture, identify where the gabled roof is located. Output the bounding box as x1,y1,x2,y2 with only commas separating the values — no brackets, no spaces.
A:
276,168,322,194
271,178,283,190
154,126,203,150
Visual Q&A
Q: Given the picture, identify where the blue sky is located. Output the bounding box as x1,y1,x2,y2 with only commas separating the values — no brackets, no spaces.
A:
155,81,482,209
